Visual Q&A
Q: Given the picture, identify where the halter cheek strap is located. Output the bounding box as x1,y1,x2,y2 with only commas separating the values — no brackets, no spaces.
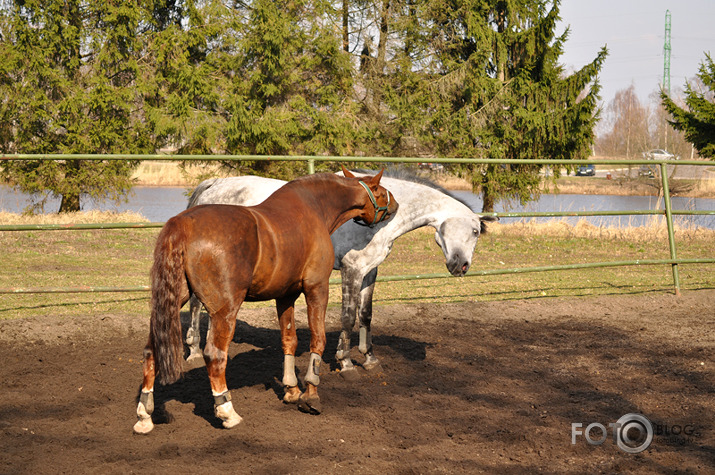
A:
356,180,391,227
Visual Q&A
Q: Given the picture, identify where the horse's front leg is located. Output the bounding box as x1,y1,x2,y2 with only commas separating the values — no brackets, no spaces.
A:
357,267,380,371
276,294,301,404
335,267,362,379
299,284,328,414
185,294,204,363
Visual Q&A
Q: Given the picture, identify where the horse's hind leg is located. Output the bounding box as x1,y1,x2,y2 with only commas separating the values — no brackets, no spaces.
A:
357,268,381,371
299,284,328,415
185,294,203,363
276,294,301,404
204,301,243,429
134,337,156,434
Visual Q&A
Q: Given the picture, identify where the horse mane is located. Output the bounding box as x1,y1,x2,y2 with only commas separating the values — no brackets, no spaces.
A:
351,168,475,211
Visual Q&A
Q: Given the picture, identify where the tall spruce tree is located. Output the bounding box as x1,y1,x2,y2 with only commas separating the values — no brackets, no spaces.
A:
661,54,715,158
0,1,150,213
222,0,356,179
142,0,231,155
343,0,606,211
423,0,606,212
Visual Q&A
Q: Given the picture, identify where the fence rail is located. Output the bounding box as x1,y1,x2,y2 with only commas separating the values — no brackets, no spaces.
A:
2,154,714,296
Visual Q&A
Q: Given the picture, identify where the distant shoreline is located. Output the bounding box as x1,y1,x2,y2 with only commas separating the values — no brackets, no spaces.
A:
2,160,712,199
131,161,715,199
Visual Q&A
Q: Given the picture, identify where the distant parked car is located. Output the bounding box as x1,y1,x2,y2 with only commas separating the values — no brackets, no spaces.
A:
576,164,596,176
642,149,678,160
638,165,656,178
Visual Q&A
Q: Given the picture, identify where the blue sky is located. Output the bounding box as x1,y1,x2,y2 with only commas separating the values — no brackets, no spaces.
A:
556,0,715,106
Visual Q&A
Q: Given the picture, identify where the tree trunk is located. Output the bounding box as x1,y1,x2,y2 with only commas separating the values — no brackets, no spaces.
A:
479,166,497,213
366,0,390,115
59,159,81,213
376,0,390,72
342,0,349,52
59,191,81,213
481,186,496,213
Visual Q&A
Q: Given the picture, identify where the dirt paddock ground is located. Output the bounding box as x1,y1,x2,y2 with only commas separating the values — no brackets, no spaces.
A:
1,290,713,474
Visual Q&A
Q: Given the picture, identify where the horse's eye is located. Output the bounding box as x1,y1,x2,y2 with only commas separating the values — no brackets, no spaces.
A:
473,229,479,235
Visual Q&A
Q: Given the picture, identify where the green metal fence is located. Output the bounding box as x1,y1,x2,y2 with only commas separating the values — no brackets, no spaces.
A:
1,154,714,297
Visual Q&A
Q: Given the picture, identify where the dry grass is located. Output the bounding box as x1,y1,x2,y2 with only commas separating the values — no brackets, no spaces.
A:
131,161,228,186
552,177,657,196
1,212,712,320
486,218,715,243
0,210,148,225
693,175,715,196
2,210,711,243
431,173,472,190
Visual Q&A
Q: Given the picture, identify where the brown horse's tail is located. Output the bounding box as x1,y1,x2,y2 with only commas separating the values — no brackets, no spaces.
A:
149,218,187,385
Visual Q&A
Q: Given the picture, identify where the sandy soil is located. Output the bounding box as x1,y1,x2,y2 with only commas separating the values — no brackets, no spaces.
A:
1,290,713,474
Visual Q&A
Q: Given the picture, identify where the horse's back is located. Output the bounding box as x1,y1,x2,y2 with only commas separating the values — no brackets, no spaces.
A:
191,176,284,208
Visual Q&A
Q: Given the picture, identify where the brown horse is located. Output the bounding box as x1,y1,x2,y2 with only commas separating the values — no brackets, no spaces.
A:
134,169,398,434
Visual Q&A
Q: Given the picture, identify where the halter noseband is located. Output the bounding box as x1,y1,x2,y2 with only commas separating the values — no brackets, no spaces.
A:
355,180,391,227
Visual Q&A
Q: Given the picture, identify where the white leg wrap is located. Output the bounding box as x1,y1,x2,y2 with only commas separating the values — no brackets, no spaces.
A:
214,399,243,429
304,352,322,386
335,330,351,360
133,390,154,434
358,327,371,355
283,354,298,387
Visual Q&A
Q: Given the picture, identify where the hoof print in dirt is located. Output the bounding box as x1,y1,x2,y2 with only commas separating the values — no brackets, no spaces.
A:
338,368,361,382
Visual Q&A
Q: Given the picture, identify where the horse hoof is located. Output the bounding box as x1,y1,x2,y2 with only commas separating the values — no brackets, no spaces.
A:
221,413,243,429
215,403,243,429
283,386,302,404
133,417,154,435
362,357,382,372
339,367,361,382
298,394,322,415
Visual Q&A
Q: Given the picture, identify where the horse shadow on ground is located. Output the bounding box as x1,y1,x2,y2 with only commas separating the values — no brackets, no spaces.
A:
142,310,431,429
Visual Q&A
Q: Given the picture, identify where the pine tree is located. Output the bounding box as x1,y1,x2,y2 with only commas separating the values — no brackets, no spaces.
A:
661,54,715,158
0,1,150,213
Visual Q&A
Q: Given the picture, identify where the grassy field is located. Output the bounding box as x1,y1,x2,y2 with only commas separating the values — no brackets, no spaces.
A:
1,211,713,321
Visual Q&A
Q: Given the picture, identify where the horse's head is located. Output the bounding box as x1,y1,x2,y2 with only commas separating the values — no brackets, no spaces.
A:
434,214,497,276
343,167,399,227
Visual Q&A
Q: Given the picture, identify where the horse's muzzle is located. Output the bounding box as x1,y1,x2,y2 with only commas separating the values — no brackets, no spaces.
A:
447,257,470,277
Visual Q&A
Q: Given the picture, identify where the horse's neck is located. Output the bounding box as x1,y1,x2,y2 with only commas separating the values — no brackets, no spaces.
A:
392,183,472,231
289,176,362,233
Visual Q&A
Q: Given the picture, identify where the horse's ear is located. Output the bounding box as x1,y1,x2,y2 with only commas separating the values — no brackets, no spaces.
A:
342,166,356,178
477,214,498,234
367,168,385,187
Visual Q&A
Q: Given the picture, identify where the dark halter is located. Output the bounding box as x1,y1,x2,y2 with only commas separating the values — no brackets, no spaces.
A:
355,180,391,227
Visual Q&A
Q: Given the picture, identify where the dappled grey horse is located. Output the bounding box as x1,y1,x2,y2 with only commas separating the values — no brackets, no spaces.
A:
186,170,495,378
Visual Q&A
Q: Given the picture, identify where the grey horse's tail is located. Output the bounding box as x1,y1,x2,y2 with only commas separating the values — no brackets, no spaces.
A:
187,178,219,209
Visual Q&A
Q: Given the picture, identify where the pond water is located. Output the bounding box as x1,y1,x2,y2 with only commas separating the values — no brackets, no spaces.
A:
1,184,714,229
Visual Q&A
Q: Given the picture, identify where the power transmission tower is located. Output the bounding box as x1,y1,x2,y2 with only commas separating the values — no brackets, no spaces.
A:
663,10,671,94
663,10,672,151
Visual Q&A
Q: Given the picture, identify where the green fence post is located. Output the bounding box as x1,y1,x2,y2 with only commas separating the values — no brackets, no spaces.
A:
660,162,681,296
307,158,315,174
